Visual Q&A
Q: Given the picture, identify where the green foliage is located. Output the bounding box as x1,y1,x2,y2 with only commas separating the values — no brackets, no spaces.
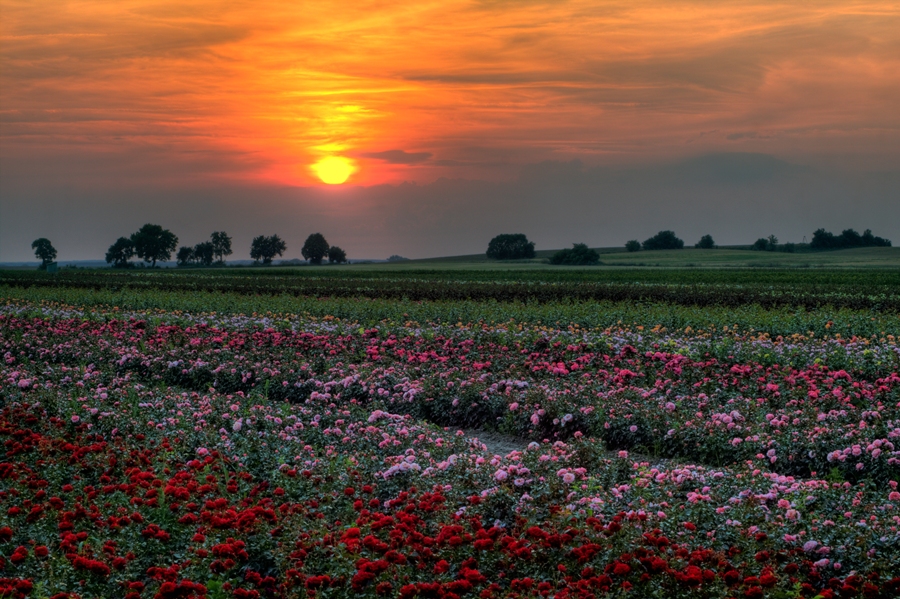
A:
131,224,178,267
105,237,135,268
328,245,347,264
31,238,57,268
250,234,286,265
4,274,900,339
642,230,684,250
625,240,641,252
302,233,330,265
695,234,715,249
550,243,600,265
486,234,536,260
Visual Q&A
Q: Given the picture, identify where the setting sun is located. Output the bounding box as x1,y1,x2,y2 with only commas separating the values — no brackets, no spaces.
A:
312,156,355,185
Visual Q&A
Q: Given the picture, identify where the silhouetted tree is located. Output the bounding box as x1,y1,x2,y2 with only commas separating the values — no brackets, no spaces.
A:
486,234,535,260
328,246,347,264
302,233,330,265
810,229,837,250
387,255,409,262
193,241,215,266
106,237,135,268
695,234,715,249
210,231,233,264
751,238,770,251
625,240,641,252
642,231,684,250
131,224,177,267
176,246,194,266
31,238,57,269
250,235,286,265
550,243,599,265
810,228,890,250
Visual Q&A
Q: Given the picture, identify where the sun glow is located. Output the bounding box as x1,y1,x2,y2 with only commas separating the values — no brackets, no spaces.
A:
312,156,355,185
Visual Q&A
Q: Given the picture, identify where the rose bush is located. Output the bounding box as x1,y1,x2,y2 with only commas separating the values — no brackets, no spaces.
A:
0,300,898,598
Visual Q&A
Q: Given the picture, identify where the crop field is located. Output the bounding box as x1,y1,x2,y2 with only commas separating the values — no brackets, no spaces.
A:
0,268,899,598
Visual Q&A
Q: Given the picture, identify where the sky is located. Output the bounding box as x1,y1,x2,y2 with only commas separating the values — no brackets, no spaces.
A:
1,0,899,261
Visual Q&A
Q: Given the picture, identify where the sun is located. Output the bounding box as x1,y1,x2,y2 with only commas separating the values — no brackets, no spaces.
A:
311,156,355,184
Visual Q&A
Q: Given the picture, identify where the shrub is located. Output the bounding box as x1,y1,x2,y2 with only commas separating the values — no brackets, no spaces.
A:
625,240,641,252
550,243,600,265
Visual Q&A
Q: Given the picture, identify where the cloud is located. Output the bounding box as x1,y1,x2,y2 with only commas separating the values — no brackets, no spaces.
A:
357,150,433,164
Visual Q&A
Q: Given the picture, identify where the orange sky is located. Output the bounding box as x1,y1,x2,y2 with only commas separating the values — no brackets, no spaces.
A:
3,0,899,187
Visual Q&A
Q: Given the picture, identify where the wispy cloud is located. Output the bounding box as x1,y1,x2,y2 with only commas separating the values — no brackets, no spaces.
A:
358,150,432,164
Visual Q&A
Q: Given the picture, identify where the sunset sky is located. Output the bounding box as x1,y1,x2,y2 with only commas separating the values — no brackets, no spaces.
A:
2,0,899,261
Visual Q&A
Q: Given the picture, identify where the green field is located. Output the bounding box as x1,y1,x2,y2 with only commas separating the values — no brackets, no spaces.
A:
402,246,900,269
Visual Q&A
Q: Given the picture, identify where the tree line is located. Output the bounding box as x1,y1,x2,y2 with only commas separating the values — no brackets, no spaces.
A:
97,225,347,268
104,226,348,267
486,227,893,265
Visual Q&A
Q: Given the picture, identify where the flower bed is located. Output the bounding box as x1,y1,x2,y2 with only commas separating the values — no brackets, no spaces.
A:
0,301,898,598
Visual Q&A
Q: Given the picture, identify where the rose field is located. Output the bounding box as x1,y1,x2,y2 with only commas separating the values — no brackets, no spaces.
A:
0,269,899,598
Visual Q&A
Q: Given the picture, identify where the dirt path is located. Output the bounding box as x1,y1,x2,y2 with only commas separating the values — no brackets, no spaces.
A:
461,429,530,456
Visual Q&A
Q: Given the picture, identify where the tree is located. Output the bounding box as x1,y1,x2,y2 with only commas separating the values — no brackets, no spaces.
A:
767,235,779,250
210,231,233,264
810,228,838,250
486,234,535,260
695,234,715,249
105,237,135,268
302,233,330,265
250,235,286,265
751,238,769,251
811,227,891,250
550,243,600,265
642,231,684,251
176,246,195,266
31,238,57,269
131,224,177,267
328,246,347,264
625,240,641,252
387,255,409,262
193,241,214,266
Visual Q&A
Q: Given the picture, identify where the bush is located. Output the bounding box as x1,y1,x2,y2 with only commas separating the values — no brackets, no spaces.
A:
550,243,600,265
486,234,536,260
625,240,641,252
695,235,715,249
642,231,684,251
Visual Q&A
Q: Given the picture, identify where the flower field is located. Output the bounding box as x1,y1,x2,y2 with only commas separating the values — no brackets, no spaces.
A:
0,290,899,598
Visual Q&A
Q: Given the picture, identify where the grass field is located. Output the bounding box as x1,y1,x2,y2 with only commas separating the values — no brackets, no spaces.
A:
401,246,900,269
